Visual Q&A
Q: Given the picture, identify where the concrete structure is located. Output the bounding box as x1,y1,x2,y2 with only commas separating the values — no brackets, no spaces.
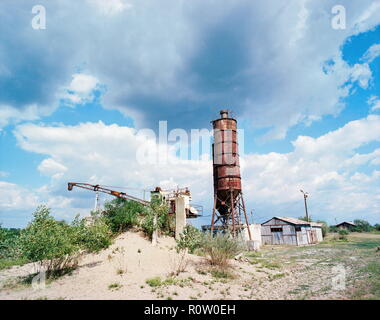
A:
242,224,262,250
335,221,356,231
261,217,323,246
175,195,186,240
150,187,202,239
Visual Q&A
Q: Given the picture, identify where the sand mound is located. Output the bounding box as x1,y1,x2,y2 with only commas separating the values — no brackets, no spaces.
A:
0,230,202,300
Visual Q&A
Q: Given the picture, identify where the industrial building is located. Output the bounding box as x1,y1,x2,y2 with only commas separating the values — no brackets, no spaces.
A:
261,217,323,246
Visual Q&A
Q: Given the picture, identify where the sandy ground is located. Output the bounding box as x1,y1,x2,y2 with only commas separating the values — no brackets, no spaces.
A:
0,231,379,300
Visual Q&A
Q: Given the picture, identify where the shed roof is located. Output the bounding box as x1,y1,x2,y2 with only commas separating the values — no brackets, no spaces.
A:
262,216,323,227
335,221,356,227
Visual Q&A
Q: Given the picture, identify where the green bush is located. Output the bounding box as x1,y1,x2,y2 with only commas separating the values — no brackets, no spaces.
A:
176,225,203,254
18,206,81,276
141,198,172,239
0,225,22,260
103,198,144,233
201,233,244,268
353,219,373,233
72,216,112,253
338,229,349,240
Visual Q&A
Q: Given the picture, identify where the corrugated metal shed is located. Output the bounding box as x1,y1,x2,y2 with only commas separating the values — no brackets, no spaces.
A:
261,217,323,246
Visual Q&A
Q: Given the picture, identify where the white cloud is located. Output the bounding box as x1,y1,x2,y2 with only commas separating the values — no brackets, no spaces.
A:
362,43,380,63
349,63,372,89
62,73,101,105
7,115,380,227
0,104,44,129
1,0,380,137
368,95,380,112
38,158,68,177
0,181,38,211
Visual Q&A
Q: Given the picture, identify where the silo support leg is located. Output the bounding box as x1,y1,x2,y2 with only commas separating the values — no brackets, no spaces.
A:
241,195,252,241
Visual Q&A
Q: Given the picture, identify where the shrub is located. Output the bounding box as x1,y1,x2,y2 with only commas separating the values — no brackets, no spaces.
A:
201,233,244,268
145,276,162,287
18,206,81,277
72,216,112,253
0,225,22,260
141,198,172,239
338,229,349,240
103,198,144,233
176,225,203,254
353,219,373,233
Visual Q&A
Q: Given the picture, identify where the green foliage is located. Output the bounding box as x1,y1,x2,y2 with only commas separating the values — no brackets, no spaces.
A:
18,206,81,276
176,225,203,254
145,276,163,287
0,223,26,271
72,216,112,253
103,198,144,233
353,219,373,233
141,197,172,239
108,282,122,290
0,225,22,260
201,233,244,268
210,269,233,279
17,205,113,277
338,229,349,240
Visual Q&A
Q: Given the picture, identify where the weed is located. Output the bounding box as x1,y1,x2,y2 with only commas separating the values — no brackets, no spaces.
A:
108,282,122,290
145,277,162,287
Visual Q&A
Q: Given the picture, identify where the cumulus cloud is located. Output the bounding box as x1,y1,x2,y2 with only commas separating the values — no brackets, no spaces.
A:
5,115,379,227
243,115,380,222
62,73,101,105
1,0,380,137
0,181,39,211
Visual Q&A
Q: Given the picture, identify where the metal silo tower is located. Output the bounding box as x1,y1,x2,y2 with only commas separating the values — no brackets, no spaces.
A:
211,110,252,239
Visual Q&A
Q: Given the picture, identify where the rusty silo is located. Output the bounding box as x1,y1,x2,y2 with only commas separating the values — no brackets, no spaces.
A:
210,110,252,239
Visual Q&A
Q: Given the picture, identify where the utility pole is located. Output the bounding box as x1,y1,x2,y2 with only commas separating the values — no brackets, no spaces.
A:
300,190,310,222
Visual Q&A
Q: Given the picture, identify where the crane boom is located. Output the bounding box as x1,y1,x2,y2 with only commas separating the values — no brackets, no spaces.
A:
67,182,150,206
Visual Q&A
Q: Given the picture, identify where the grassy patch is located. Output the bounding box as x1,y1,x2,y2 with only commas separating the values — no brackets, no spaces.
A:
211,269,234,280
108,282,122,290
145,277,162,287
260,261,281,270
351,240,380,249
0,257,29,271
269,273,286,280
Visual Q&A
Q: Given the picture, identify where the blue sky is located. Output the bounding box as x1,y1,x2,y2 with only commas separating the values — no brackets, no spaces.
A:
0,0,380,228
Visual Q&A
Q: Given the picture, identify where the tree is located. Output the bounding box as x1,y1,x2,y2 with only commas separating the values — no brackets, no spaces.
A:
19,206,81,276
353,219,373,233
141,197,172,239
103,198,145,233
